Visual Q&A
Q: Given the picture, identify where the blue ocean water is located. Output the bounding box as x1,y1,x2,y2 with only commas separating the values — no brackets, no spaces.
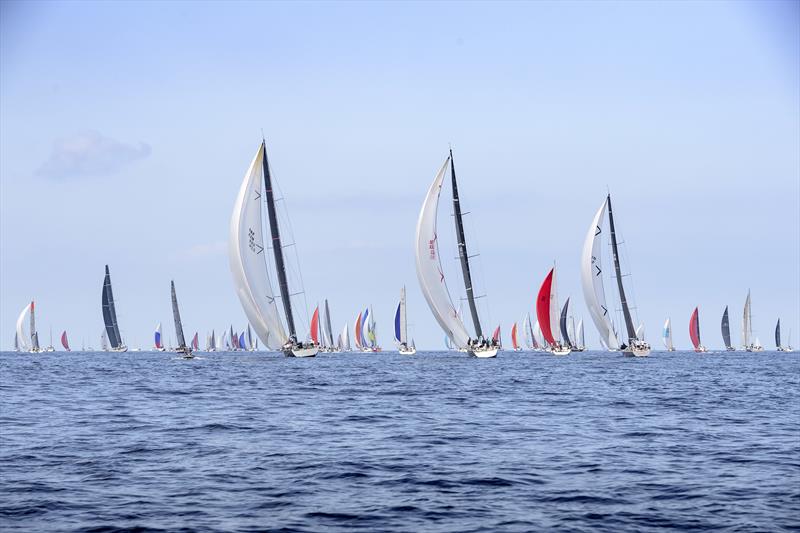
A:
1,350,798,532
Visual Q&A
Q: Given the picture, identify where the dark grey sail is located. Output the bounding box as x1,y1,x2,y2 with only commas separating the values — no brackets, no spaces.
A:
560,297,572,347
721,306,732,349
775,319,781,349
30,301,39,350
606,194,637,346
450,149,483,340
262,142,296,339
101,265,123,349
171,280,187,350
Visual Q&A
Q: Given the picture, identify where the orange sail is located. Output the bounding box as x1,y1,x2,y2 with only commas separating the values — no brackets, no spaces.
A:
511,323,518,350
311,306,320,344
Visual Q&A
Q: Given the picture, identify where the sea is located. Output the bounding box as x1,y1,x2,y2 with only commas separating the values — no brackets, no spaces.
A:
1,350,798,532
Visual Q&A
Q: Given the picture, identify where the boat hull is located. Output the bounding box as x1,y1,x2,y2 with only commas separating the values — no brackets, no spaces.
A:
469,347,498,358
398,347,417,355
285,345,319,358
551,347,571,356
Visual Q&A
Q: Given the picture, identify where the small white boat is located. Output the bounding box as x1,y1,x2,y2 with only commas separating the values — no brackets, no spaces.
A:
469,345,498,358
551,344,572,356
171,280,194,359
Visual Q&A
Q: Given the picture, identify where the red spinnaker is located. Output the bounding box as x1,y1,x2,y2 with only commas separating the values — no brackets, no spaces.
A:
191,332,199,351
689,307,701,349
60,331,70,351
536,268,556,346
492,325,501,343
311,306,320,344
511,324,518,349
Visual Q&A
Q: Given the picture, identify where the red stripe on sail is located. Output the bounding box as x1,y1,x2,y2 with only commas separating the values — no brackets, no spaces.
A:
689,307,700,349
536,268,556,346
511,324,518,349
311,307,320,344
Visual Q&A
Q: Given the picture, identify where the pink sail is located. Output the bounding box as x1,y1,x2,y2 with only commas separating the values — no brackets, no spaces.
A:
310,306,320,344
191,332,199,351
492,325,501,343
511,324,518,350
689,307,701,350
60,330,70,351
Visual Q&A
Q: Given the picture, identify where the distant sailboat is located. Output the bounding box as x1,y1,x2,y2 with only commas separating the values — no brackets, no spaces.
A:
575,318,586,351
742,290,762,352
721,306,734,351
559,297,574,350
354,311,363,351
775,319,791,352
61,330,70,351
171,280,193,358
101,265,127,352
415,149,499,358
689,307,707,352
581,195,650,356
154,323,165,351
321,300,336,352
662,318,675,351
510,323,520,351
100,329,109,351
15,301,38,353
537,267,570,355
340,323,351,352
395,286,416,354
229,140,318,357
191,332,199,352
492,325,502,348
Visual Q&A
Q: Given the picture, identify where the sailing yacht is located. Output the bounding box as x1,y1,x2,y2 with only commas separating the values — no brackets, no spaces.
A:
689,307,707,352
415,149,499,358
101,266,127,352
16,301,41,353
154,323,166,351
229,140,319,358
721,306,735,351
60,331,70,351
575,319,586,351
171,281,193,359
510,323,521,351
559,296,576,351
581,194,651,357
662,318,675,351
741,290,763,352
537,267,571,355
395,287,417,354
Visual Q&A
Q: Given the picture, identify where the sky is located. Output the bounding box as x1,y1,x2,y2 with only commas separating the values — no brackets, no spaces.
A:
1,0,798,351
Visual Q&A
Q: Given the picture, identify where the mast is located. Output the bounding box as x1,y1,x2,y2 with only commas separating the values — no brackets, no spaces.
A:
606,194,637,344
171,280,187,349
261,141,296,338
450,149,482,339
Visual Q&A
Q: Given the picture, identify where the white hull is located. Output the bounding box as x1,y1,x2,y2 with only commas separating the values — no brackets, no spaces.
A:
694,346,708,353
469,347,499,358
624,342,651,357
285,345,319,358
398,347,417,355
111,346,128,353
551,347,571,356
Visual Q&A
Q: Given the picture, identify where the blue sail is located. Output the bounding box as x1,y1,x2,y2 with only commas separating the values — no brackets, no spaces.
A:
394,302,402,343
239,332,246,350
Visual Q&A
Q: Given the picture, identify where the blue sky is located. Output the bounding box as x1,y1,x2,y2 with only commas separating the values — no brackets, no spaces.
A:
1,0,798,350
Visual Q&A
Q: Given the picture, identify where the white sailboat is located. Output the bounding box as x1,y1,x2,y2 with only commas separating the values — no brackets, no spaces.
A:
741,290,762,352
537,267,571,355
581,195,651,357
662,318,675,351
15,301,39,353
415,150,498,358
575,318,586,351
229,140,319,358
171,280,193,359
395,286,416,354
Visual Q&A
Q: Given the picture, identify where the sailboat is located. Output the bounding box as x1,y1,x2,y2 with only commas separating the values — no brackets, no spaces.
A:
191,332,199,352
510,323,521,351
774,320,792,352
662,318,675,351
321,300,336,352
229,140,319,357
492,325,502,348
395,287,416,354
154,323,165,351
61,331,70,351
537,267,571,355
15,301,40,353
415,149,499,358
741,290,763,352
721,306,735,351
689,307,707,352
13,332,19,352
171,280,193,359
581,194,651,357
101,266,127,352
575,318,586,351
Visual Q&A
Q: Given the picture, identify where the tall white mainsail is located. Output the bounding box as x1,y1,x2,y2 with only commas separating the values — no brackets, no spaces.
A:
742,290,752,348
581,198,619,350
577,319,585,349
229,144,286,350
15,303,31,351
415,156,471,349
662,318,674,350
341,323,351,351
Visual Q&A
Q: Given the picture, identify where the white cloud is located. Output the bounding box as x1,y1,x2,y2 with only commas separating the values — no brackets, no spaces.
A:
36,130,151,179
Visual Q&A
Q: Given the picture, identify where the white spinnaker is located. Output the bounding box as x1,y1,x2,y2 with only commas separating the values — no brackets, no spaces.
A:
229,144,286,350
415,156,471,349
635,323,645,341
16,303,30,351
581,198,619,350
663,318,673,350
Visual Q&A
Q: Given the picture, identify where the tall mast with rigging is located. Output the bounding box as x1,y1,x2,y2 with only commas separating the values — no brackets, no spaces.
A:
606,194,637,344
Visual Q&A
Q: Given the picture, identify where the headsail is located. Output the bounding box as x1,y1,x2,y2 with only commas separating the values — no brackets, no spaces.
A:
581,198,619,350
511,323,519,350
415,155,471,349
689,307,701,350
775,319,781,349
395,286,408,345
536,268,558,346
310,306,320,345
61,331,70,351
16,303,31,351
560,297,572,347
154,323,163,350
721,306,732,349
742,290,752,348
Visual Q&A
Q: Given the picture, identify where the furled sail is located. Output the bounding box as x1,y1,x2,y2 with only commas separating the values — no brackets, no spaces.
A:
415,156,471,349
689,307,701,350
721,306,732,349
228,143,287,350
581,198,619,350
